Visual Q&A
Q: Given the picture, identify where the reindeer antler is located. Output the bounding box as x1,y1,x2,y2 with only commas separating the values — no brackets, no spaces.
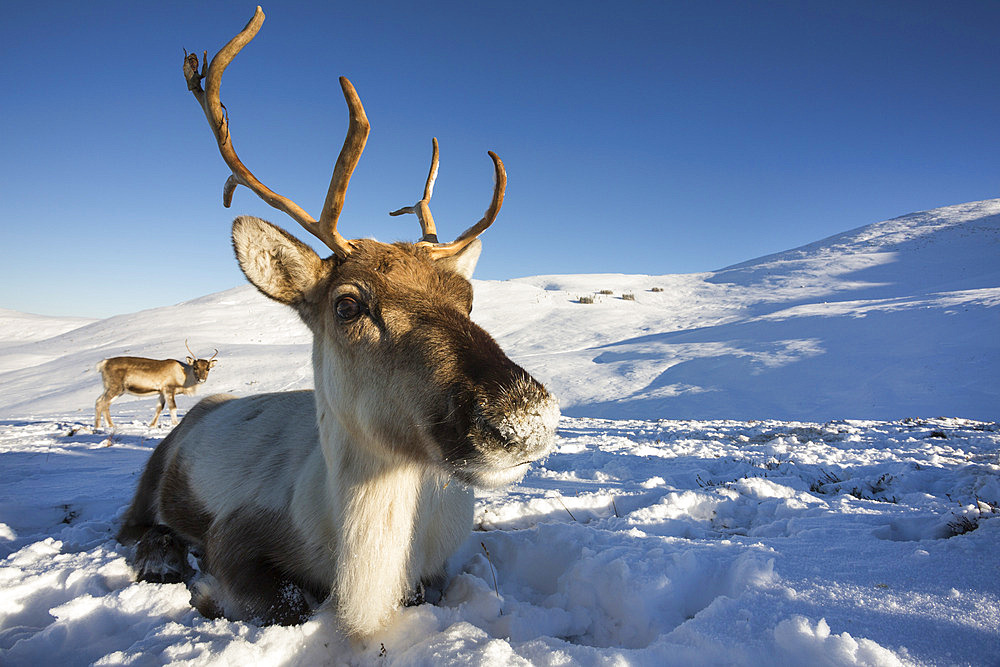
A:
183,6,367,259
390,137,440,243
391,141,506,259
185,339,218,361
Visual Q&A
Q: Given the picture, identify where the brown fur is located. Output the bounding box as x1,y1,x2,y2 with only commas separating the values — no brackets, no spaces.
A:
158,457,214,544
116,438,175,544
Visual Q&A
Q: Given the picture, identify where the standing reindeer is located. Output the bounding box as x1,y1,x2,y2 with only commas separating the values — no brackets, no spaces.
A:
95,341,218,428
117,6,559,640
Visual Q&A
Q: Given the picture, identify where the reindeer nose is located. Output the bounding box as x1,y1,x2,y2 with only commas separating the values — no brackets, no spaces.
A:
499,393,560,457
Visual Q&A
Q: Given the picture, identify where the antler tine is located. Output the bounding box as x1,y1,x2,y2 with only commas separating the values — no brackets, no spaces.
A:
209,348,219,361
185,339,196,357
318,77,370,250
426,151,506,259
389,137,440,243
183,6,357,259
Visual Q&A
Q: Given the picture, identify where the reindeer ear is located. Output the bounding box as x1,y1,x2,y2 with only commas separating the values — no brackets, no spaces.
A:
232,216,324,305
186,356,195,364
434,237,482,279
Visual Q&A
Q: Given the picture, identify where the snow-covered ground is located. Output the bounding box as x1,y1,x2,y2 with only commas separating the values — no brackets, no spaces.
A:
1,200,998,665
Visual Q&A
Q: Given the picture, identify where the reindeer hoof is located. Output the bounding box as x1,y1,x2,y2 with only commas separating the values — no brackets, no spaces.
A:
134,525,194,584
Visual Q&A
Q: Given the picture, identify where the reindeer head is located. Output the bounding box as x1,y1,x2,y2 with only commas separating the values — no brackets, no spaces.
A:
184,340,218,384
186,6,557,487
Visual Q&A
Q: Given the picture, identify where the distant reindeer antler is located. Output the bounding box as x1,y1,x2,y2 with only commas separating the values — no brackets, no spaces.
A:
182,6,367,258
185,339,219,361
391,140,507,259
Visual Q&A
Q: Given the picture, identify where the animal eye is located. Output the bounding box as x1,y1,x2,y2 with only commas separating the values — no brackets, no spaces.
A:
334,296,362,322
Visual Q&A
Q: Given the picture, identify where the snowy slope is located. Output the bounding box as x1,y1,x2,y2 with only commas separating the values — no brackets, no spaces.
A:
0,309,96,376
1,199,997,423
0,287,311,422
0,309,95,345
1,200,998,665
485,198,1000,420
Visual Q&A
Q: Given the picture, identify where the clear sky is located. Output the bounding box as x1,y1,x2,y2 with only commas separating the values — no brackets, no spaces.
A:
2,1,998,318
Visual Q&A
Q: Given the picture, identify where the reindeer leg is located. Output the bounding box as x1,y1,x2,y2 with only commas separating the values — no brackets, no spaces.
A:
200,508,313,625
197,554,311,625
150,392,166,428
167,390,179,426
118,433,175,544
96,389,118,429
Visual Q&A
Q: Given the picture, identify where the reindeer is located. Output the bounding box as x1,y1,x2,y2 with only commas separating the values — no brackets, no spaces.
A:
95,341,218,428
117,7,559,640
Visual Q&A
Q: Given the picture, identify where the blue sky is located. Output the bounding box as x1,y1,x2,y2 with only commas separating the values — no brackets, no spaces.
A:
2,1,998,318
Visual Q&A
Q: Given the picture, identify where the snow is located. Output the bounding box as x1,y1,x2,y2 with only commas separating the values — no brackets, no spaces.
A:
1,199,998,665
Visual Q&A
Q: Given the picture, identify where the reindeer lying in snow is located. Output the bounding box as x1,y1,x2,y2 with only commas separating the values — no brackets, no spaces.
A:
95,341,218,428
117,7,558,641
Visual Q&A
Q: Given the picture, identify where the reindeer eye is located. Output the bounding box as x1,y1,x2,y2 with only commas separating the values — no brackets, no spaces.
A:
334,296,362,322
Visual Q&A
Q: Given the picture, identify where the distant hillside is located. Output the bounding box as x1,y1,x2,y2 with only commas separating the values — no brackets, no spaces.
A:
0,309,94,346
499,199,999,420
0,200,997,421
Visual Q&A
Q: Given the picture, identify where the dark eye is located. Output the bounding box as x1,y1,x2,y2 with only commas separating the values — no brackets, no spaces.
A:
334,296,362,322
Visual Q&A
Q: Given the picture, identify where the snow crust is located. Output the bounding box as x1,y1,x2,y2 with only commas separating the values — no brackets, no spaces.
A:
1,200,998,665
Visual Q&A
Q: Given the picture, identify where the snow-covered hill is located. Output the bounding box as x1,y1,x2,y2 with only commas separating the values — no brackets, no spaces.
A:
1,200,996,423
489,198,1000,420
1,200,998,665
